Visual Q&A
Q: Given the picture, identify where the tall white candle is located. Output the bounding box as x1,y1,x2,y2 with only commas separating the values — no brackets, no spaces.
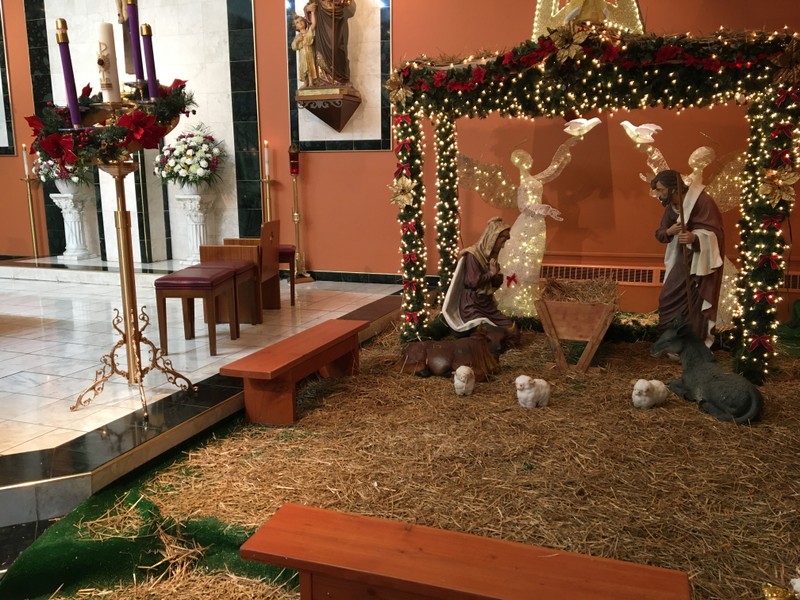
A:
263,140,270,178
22,144,30,177
98,23,121,103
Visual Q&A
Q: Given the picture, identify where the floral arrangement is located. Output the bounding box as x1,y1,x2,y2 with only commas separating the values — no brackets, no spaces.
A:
152,124,226,189
26,80,196,183
32,155,93,186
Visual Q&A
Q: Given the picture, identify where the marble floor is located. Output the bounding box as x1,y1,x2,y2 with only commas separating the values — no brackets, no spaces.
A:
0,258,402,456
0,257,403,573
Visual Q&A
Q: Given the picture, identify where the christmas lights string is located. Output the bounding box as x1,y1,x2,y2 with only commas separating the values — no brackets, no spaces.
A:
387,24,799,382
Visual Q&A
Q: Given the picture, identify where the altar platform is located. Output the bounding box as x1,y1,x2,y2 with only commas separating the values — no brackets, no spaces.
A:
0,256,402,575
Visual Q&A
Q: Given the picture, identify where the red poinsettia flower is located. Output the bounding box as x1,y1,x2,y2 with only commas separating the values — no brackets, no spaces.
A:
39,133,79,165
26,115,44,136
161,78,188,97
117,110,167,149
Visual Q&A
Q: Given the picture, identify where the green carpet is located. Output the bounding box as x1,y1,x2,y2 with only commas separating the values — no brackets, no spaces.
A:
0,416,295,599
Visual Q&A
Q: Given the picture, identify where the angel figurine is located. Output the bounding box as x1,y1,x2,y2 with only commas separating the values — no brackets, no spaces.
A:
488,118,601,317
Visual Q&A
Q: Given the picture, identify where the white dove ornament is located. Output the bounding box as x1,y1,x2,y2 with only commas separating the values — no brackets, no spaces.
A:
564,117,602,138
620,120,662,144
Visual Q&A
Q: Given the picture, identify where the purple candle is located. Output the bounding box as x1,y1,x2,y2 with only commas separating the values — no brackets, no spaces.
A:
126,0,145,82
140,24,159,99
55,19,82,128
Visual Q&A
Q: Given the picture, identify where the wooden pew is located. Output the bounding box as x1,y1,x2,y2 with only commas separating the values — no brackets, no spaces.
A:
241,503,691,600
220,319,369,425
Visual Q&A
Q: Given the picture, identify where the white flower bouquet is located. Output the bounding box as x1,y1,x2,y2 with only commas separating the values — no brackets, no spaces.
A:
32,154,92,186
153,124,227,189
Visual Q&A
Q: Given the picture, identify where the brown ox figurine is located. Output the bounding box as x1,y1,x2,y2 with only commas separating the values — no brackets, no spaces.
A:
400,328,501,381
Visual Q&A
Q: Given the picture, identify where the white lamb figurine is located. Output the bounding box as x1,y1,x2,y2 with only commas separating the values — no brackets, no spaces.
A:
631,379,669,409
453,365,476,396
515,375,551,408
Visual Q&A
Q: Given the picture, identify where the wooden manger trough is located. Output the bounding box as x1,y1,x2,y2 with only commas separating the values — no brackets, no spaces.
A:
535,278,619,373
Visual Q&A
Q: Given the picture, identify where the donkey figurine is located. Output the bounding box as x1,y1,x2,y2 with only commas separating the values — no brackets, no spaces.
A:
650,319,763,424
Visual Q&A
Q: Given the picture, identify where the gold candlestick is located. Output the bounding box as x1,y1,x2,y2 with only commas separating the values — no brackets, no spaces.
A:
73,160,193,413
23,174,39,260
261,175,272,222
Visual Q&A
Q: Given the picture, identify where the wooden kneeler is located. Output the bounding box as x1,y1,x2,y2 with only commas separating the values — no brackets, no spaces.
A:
535,299,616,373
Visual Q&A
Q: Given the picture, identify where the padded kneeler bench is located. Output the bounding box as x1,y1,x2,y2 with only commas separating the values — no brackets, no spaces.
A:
199,259,261,325
155,265,239,356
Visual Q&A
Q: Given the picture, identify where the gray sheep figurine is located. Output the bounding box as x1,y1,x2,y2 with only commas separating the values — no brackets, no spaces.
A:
650,318,763,424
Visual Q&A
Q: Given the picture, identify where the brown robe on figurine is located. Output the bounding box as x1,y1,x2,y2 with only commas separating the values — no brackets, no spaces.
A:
442,217,513,333
654,173,724,346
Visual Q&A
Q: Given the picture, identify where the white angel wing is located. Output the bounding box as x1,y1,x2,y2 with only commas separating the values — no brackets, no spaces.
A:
456,153,517,209
705,150,746,213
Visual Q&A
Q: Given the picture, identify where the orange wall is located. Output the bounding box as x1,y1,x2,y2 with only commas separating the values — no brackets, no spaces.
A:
3,0,799,299
1,2,45,256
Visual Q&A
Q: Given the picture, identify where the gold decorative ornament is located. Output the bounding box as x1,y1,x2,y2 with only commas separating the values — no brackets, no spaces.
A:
761,583,797,600
772,38,800,86
385,72,413,106
533,0,644,40
388,175,417,207
551,27,590,62
759,166,799,206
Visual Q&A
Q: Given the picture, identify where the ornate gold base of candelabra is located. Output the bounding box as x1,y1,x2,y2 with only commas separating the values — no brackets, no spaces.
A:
72,307,194,417
72,160,193,418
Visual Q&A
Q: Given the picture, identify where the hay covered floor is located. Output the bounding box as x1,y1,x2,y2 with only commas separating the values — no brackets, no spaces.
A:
138,325,800,600
7,324,799,599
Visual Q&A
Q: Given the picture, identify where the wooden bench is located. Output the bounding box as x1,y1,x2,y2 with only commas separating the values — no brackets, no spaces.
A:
220,319,369,425
241,503,691,600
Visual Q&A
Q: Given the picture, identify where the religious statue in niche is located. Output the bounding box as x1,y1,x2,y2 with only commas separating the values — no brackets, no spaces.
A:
292,0,362,132
458,118,601,318
291,12,318,88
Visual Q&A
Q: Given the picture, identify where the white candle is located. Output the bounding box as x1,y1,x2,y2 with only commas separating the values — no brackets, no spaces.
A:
22,144,30,178
263,140,270,178
98,23,121,103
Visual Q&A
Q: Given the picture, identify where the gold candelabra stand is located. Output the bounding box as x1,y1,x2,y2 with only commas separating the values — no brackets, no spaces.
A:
72,158,193,416
290,172,312,280
22,172,39,260
261,175,272,223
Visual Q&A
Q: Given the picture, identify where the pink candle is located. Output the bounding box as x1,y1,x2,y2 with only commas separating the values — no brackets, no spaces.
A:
140,24,159,99
126,0,145,82
55,19,82,128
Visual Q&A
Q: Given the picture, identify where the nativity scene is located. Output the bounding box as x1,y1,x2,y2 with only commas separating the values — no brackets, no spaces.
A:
1,1,799,599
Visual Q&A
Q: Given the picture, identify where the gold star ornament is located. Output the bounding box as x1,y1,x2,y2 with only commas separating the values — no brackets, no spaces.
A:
533,0,644,40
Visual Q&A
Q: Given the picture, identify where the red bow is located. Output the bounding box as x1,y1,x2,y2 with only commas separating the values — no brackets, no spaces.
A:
403,280,417,292
404,312,419,324
762,215,783,229
393,114,411,126
771,123,794,139
506,273,518,287
749,334,774,353
403,252,417,264
401,221,417,234
754,289,776,304
394,139,412,155
757,254,779,269
394,163,411,178
776,87,800,107
771,148,792,168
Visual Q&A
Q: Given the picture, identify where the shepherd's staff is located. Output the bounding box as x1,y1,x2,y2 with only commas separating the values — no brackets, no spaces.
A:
675,181,695,320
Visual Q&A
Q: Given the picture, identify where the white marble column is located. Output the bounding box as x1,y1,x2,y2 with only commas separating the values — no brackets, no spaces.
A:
51,193,94,261
176,194,214,265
